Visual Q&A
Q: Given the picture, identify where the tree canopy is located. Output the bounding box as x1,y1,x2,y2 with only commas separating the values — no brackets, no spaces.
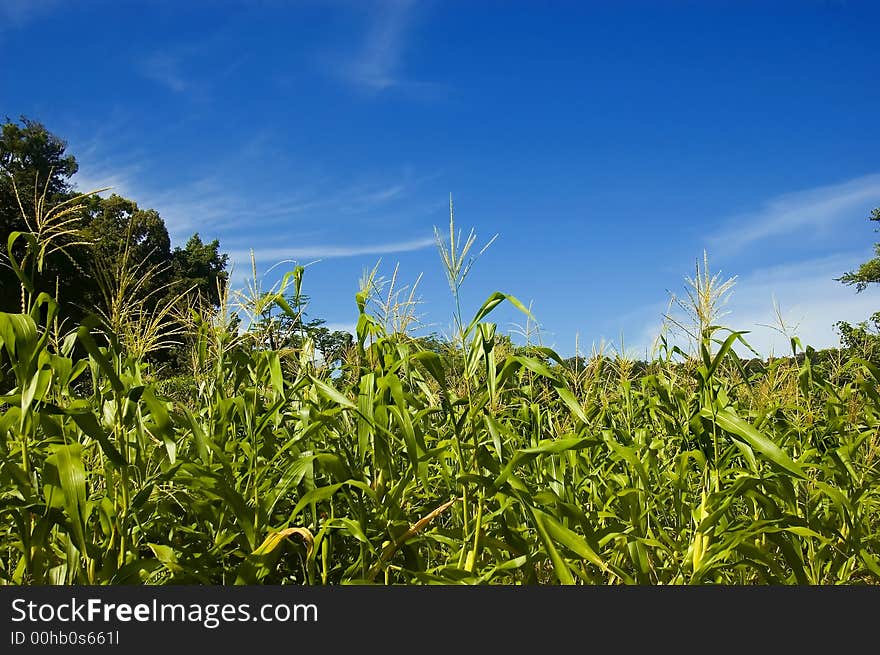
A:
838,207,880,292
1,117,81,312
0,116,229,325
836,206,880,359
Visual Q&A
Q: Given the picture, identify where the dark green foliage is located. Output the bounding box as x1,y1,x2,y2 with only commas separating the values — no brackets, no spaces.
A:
836,311,880,363
0,118,229,370
168,233,229,308
83,194,171,279
2,118,878,586
0,117,80,314
2,249,878,585
836,206,880,362
310,325,353,368
838,208,880,292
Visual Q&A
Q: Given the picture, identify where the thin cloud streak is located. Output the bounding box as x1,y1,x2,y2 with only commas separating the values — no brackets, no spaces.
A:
135,33,247,97
346,0,415,91
72,166,228,239
228,236,435,264
709,173,880,254
138,53,189,92
359,184,405,203
71,149,422,242
71,166,141,204
325,0,448,98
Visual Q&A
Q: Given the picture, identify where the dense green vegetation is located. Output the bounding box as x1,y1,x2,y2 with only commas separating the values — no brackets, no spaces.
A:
0,118,228,328
1,119,879,584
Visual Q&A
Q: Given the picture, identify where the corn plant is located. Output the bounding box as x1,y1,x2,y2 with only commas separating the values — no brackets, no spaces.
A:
1,196,878,585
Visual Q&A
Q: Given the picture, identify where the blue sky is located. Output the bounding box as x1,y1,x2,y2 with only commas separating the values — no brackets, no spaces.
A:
3,0,880,358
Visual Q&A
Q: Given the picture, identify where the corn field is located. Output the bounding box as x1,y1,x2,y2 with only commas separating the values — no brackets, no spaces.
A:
1,198,879,585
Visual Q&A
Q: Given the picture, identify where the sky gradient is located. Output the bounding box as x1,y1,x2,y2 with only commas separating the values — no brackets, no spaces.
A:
3,0,880,358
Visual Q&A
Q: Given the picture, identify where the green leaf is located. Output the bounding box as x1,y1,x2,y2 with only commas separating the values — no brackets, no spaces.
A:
310,376,357,410
148,543,183,576
530,507,575,585
539,510,609,574
555,385,589,424
43,444,88,554
290,484,344,522
706,407,806,479
66,407,126,467
142,388,176,464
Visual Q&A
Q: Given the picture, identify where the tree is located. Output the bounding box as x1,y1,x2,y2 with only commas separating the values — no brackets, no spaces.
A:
83,194,171,272
0,117,230,336
169,233,229,308
310,325,354,368
245,268,352,370
836,207,880,359
77,193,174,314
0,116,78,221
0,117,80,312
837,208,880,291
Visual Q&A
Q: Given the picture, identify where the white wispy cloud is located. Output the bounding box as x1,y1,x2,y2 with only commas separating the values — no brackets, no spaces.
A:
709,173,880,254
72,164,223,240
227,236,435,266
323,0,447,98
135,33,246,97
359,184,405,203
69,140,441,293
138,53,189,93
345,0,415,91
632,252,879,358
73,159,421,242
71,169,137,200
